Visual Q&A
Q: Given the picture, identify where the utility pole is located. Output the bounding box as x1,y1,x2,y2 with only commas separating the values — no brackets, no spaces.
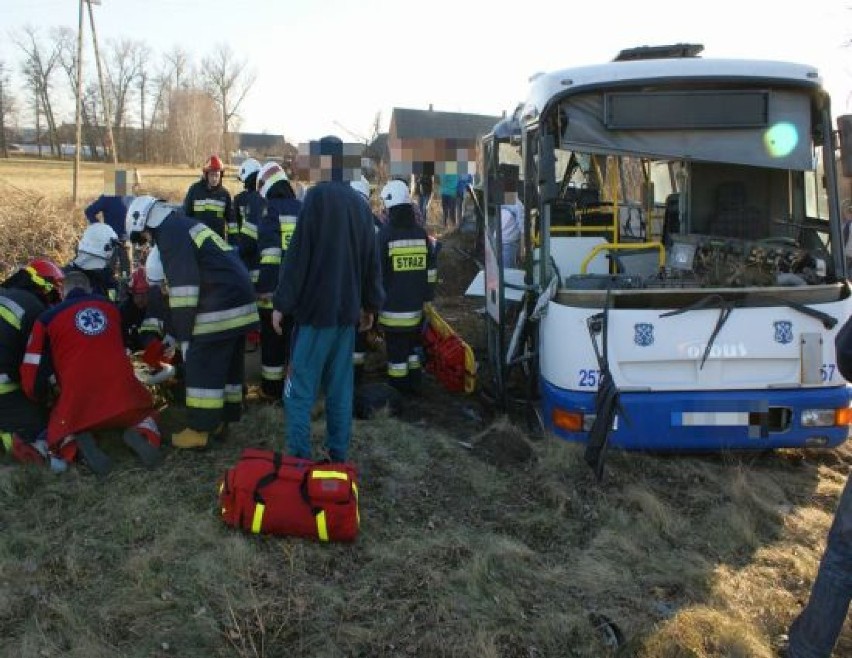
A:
86,0,117,165
72,0,84,204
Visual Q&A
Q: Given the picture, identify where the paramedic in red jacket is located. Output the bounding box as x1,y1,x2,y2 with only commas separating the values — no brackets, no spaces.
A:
20,271,162,474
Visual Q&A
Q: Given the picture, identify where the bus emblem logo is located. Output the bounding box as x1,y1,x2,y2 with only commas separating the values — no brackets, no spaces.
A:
773,321,793,345
634,323,654,347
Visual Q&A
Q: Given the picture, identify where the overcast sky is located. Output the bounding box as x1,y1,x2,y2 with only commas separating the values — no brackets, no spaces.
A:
2,0,851,144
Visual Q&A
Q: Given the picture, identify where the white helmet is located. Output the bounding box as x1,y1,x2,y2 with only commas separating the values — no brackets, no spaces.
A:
126,195,172,236
380,180,410,208
350,176,370,201
257,161,288,198
78,223,118,258
145,246,165,284
238,158,261,183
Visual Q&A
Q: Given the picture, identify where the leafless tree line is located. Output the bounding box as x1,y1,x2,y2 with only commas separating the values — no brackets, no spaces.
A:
0,25,256,165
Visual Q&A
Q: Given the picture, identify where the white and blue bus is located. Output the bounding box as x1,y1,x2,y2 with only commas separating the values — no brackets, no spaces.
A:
479,44,852,474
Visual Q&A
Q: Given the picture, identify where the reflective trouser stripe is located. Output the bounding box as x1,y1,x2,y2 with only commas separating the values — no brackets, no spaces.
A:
251,503,265,533
353,352,365,366
379,310,423,328
408,354,421,370
224,384,243,404
388,362,408,378
186,388,224,410
1,432,11,452
261,365,285,381
315,510,329,542
0,382,20,394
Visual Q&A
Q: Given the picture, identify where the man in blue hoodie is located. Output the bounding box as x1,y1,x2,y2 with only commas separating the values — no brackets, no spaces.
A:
271,135,384,463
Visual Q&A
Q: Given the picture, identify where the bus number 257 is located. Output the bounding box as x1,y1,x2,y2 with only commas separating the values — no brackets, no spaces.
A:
577,369,601,388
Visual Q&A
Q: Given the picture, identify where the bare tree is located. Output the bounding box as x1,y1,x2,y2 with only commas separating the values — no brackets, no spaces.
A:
136,43,152,161
168,88,220,166
201,44,256,162
15,26,62,158
106,37,144,157
164,46,191,90
54,27,102,161
0,61,15,158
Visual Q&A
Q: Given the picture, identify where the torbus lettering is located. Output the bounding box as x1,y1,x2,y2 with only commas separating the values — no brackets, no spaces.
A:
685,343,748,359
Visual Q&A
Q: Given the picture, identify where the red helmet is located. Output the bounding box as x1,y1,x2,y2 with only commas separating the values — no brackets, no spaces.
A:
203,155,224,173
26,258,65,296
129,267,149,294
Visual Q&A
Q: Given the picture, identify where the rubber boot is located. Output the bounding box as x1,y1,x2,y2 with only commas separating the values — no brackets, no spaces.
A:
171,428,209,450
75,432,112,476
122,429,163,469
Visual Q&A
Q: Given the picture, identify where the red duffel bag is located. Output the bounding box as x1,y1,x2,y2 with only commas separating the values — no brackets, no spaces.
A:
218,448,360,542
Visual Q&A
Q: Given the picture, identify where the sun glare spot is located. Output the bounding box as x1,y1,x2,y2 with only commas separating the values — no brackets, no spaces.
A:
764,122,798,158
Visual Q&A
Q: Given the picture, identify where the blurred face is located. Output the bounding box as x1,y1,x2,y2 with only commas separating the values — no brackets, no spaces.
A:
206,170,222,187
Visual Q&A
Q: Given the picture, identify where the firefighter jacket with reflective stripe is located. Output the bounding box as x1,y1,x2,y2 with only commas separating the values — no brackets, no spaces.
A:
237,191,265,284
257,197,302,306
183,179,234,240
151,211,259,343
138,286,173,346
377,224,436,331
0,287,45,395
272,181,385,328
20,289,154,443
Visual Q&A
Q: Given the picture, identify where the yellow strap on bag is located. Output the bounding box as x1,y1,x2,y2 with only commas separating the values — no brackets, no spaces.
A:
251,503,265,534
315,510,329,542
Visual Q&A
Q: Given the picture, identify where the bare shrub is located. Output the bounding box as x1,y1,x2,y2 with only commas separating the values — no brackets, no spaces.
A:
0,182,80,276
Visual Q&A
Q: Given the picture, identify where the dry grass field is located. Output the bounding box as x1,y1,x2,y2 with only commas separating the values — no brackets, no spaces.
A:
1,158,851,657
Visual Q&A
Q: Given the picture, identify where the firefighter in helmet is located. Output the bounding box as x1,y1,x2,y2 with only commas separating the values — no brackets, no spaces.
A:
0,259,64,467
234,157,264,257
183,155,234,241
377,180,437,395
255,161,302,398
126,195,259,449
66,222,121,301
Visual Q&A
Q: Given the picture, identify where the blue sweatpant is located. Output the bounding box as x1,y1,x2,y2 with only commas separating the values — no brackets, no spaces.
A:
283,324,355,462
788,474,852,657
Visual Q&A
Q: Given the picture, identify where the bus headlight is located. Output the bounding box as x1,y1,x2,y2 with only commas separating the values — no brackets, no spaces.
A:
801,409,838,427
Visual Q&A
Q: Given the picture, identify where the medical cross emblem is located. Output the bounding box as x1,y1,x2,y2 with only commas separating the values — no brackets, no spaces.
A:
75,307,108,336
